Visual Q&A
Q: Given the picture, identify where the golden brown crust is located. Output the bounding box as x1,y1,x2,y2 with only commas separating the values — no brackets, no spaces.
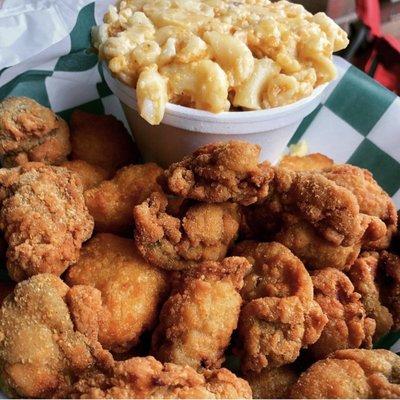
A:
309,268,376,359
232,241,313,307
164,141,274,205
66,356,252,399
245,366,299,399
0,163,93,282
152,257,250,369
70,110,139,174
61,160,110,190
239,296,306,372
0,97,71,167
0,274,101,398
275,216,361,271
279,153,334,172
134,192,240,270
322,164,397,250
273,168,370,247
85,163,163,234
290,349,400,399
347,252,393,341
66,233,169,353
379,251,400,331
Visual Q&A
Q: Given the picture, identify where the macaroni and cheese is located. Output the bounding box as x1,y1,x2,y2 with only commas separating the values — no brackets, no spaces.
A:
93,0,349,125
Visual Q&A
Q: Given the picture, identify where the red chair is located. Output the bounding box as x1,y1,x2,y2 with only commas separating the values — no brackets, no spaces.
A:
346,0,400,94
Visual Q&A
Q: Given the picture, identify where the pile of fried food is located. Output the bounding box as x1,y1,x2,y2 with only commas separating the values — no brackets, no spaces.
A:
0,96,400,399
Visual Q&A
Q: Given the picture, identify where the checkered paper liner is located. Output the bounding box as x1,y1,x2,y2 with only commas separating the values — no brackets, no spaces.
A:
0,3,400,394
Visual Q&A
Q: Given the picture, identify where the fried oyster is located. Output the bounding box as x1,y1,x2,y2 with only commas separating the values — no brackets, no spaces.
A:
0,97,71,167
164,141,274,205
134,192,240,270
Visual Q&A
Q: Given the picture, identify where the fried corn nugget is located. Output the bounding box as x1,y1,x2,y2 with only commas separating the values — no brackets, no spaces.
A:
164,141,274,205
61,160,110,190
379,251,400,330
347,252,393,341
246,366,299,399
66,233,168,353
309,268,376,359
273,168,376,247
0,97,71,167
0,163,93,282
66,356,252,399
152,257,250,369
134,192,240,270
275,216,361,271
232,241,313,307
70,110,139,174
279,153,334,172
85,163,163,234
322,164,398,250
290,349,400,399
0,274,109,398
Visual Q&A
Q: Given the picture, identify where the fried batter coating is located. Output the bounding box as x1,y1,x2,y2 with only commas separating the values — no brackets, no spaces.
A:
379,251,400,330
279,153,334,172
70,110,139,174
85,163,163,234
164,141,274,205
61,160,110,190
239,296,307,372
322,164,398,250
347,252,393,340
134,192,240,270
290,349,400,399
275,216,361,271
246,366,298,399
0,97,71,167
66,233,168,353
0,274,106,398
0,163,93,282
232,241,313,307
152,257,250,369
273,168,375,247
309,268,375,359
66,356,252,399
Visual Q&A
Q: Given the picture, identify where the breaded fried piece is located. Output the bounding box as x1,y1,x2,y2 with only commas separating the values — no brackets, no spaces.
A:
379,251,400,330
279,153,334,172
134,192,240,270
0,97,71,167
0,163,93,282
309,268,375,359
66,356,252,399
70,110,139,174
232,241,313,307
290,349,400,399
164,141,274,205
347,252,393,340
0,280,13,306
85,163,163,234
273,168,379,247
239,296,307,372
0,274,109,398
322,164,398,250
61,160,110,190
275,216,361,271
246,366,298,399
152,257,250,369
66,233,168,353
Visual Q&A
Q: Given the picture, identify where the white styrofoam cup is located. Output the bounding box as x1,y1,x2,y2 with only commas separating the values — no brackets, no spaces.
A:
103,64,329,167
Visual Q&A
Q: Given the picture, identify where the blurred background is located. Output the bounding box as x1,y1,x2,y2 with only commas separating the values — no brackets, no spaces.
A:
293,0,400,94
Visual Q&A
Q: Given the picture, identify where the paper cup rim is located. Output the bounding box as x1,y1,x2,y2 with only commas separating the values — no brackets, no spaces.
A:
102,63,329,123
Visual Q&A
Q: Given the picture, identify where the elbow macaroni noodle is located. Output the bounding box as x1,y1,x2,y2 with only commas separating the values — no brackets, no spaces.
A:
93,0,349,125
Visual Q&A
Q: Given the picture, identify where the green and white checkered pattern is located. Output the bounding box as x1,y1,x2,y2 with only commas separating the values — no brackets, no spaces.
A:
0,0,400,377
